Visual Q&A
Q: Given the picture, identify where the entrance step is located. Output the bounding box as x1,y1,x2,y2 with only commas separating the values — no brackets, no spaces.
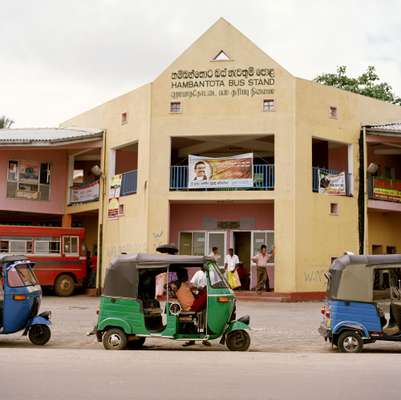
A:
234,291,325,302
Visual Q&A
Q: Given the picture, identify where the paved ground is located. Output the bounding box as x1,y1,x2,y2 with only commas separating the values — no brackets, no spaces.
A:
2,296,401,400
1,295,401,352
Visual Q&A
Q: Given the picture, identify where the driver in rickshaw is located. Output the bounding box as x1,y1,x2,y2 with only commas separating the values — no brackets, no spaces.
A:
169,268,210,347
169,269,207,313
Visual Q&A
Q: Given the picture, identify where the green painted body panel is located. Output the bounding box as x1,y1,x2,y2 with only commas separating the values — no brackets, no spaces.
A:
97,262,242,342
97,296,148,335
224,320,250,335
161,314,178,337
206,291,235,336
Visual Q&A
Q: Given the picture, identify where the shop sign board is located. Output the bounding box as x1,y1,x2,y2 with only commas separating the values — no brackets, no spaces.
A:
373,178,401,203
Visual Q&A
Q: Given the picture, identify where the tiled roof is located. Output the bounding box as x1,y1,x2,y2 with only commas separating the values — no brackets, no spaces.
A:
364,121,401,134
0,127,103,144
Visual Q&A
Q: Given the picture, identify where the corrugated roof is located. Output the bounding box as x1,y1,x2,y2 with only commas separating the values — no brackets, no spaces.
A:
0,127,103,144
364,121,401,134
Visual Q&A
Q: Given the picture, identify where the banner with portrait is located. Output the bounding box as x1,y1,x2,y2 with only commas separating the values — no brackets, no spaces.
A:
318,170,346,195
71,181,100,203
188,153,253,189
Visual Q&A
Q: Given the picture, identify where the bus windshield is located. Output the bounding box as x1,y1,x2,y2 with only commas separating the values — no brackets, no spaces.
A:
7,263,38,287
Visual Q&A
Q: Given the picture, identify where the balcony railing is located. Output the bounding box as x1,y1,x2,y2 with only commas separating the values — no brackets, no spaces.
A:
312,167,352,196
170,164,274,191
368,176,401,203
120,170,137,196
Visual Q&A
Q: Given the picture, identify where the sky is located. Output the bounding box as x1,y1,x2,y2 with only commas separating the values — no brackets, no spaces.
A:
1,0,400,128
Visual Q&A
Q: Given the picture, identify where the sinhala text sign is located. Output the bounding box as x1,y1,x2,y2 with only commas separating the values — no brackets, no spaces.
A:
171,66,275,100
188,153,253,189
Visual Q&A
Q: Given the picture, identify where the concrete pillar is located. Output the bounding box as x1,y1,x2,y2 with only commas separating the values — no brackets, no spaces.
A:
62,214,72,227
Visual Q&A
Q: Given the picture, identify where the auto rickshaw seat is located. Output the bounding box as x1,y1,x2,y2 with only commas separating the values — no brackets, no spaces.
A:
143,299,162,317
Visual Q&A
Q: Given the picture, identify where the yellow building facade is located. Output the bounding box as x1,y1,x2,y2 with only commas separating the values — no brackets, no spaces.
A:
62,19,401,294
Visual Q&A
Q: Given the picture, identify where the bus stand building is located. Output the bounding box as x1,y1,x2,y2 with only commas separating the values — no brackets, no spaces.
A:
1,19,401,297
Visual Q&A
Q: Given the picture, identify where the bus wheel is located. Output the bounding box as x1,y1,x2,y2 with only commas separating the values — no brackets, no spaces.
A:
102,328,127,350
54,274,75,297
338,331,363,353
226,330,250,351
29,325,51,345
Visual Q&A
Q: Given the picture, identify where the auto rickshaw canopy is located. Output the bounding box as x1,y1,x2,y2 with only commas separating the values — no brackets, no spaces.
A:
327,254,401,302
103,253,214,298
0,255,29,264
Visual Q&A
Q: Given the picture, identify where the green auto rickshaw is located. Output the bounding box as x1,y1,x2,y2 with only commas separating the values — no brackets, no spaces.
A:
92,253,251,351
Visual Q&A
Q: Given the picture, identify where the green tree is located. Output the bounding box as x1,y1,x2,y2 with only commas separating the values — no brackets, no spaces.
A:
314,66,401,105
0,115,14,128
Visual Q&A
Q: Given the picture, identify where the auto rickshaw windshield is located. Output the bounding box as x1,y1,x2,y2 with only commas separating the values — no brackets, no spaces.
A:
208,262,229,289
7,263,38,287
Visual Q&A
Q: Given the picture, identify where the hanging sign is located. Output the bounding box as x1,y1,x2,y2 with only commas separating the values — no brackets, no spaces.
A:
188,153,253,189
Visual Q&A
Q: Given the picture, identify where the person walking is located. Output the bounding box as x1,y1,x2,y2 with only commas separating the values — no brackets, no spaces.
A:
252,244,271,293
224,248,241,289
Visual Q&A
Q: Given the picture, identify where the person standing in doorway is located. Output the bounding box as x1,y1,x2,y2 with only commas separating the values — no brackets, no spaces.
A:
252,245,270,293
224,248,241,289
208,246,221,263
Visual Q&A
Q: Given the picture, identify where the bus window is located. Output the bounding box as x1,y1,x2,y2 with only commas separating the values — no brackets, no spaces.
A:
0,241,9,253
34,237,61,255
63,236,79,256
9,240,27,253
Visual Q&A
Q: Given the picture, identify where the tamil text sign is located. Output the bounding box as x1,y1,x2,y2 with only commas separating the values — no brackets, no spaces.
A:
171,66,275,100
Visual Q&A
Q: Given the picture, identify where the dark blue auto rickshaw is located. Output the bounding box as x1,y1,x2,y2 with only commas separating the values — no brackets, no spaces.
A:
319,254,401,353
0,255,51,345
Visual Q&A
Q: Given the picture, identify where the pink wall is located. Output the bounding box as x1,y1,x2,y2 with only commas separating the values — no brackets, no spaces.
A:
169,202,274,244
328,145,348,172
0,149,68,215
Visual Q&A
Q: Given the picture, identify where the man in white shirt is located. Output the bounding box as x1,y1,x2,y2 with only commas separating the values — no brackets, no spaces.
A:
190,269,207,289
224,248,239,272
224,248,241,289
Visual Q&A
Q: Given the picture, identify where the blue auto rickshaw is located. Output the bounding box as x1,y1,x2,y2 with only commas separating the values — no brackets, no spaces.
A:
319,254,401,353
0,255,51,345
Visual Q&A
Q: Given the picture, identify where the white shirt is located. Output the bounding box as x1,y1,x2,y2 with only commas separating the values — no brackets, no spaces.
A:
224,254,239,272
208,251,221,262
190,270,207,289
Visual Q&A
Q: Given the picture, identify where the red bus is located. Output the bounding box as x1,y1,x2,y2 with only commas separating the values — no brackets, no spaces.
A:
0,225,88,296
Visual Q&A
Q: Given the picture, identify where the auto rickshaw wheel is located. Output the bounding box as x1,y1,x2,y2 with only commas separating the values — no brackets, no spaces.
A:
28,324,51,346
102,328,128,350
337,331,363,353
127,336,146,349
226,330,250,352
54,274,75,297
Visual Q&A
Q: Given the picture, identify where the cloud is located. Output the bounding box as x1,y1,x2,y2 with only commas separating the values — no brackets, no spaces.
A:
0,0,400,127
